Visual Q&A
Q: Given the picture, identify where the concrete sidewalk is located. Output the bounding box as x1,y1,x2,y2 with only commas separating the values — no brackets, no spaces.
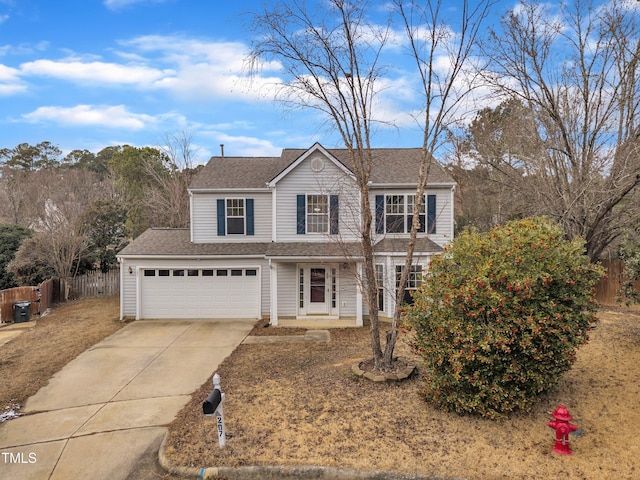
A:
0,318,255,480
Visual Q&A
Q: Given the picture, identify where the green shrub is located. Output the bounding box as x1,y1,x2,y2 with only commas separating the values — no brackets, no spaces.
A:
404,217,604,419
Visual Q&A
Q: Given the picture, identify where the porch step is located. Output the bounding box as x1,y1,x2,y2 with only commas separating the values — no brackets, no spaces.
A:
242,330,330,344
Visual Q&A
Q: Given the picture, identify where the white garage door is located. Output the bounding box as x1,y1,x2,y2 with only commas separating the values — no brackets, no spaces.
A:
139,267,260,319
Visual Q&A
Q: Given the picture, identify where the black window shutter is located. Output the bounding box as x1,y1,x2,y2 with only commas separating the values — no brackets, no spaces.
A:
217,199,225,236
330,195,339,234
427,194,436,234
375,195,384,234
296,195,306,234
246,198,254,235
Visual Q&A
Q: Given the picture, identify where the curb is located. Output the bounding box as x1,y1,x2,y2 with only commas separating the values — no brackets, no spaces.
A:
157,432,448,480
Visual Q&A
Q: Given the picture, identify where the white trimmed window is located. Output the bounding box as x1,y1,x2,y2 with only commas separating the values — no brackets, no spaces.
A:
396,265,423,305
376,194,435,235
306,194,329,233
376,264,385,312
226,198,245,234
385,195,405,233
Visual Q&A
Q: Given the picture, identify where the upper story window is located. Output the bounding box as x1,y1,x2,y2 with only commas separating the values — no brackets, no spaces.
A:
226,198,245,234
297,194,339,235
385,195,406,233
376,194,436,235
217,198,254,236
306,195,329,233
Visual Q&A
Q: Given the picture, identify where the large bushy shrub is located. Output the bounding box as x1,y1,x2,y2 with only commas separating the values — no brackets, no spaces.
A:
405,217,604,419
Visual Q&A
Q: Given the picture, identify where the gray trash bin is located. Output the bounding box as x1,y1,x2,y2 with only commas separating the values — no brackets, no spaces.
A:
13,301,31,323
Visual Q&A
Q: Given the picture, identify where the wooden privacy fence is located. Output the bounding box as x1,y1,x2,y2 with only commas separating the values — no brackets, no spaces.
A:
595,259,640,306
71,268,119,299
0,278,67,323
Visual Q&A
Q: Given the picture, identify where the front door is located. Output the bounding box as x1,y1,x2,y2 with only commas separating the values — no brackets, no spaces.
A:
306,267,329,314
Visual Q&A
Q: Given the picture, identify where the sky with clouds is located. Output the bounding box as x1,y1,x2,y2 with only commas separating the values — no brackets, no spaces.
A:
0,0,629,163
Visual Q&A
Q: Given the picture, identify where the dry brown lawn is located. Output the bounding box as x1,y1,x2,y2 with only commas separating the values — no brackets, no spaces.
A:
0,296,124,414
164,308,640,480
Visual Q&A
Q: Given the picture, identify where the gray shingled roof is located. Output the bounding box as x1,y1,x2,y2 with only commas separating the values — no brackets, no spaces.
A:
266,241,362,258
373,237,443,254
117,229,271,256
189,145,454,190
189,156,290,190
118,228,441,258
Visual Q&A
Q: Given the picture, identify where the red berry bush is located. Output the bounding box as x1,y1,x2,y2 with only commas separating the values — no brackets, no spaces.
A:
404,217,604,419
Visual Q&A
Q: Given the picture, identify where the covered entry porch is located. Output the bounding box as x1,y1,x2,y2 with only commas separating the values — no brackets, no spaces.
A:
266,242,363,327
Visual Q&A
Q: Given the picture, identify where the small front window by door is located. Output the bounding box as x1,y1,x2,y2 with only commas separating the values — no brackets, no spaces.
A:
376,264,385,312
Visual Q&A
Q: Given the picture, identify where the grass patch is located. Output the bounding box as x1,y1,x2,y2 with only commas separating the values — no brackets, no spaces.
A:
164,308,640,479
0,297,124,413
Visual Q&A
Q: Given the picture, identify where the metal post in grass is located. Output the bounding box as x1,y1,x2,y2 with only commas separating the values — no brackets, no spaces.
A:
202,373,226,448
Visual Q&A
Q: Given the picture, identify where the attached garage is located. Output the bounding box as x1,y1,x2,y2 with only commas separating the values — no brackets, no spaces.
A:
138,267,260,319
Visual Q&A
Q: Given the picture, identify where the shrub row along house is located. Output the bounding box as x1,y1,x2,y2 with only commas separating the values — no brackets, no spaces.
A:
117,143,455,326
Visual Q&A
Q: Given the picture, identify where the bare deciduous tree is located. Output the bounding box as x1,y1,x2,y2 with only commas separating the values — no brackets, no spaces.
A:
481,0,640,261
143,130,199,229
249,0,493,371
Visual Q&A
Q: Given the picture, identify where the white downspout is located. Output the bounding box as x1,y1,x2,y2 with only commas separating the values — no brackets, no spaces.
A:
269,258,278,326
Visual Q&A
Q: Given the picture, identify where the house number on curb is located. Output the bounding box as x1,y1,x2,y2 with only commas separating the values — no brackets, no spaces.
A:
202,373,226,449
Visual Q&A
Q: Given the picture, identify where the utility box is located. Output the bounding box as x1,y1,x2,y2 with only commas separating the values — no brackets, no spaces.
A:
13,301,31,323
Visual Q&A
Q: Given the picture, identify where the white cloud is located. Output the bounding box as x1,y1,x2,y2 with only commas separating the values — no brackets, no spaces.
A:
20,59,174,86
22,104,169,130
120,35,283,101
0,63,25,94
0,83,24,95
0,41,49,57
16,36,281,102
200,129,282,157
103,0,167,10
0,14,8,24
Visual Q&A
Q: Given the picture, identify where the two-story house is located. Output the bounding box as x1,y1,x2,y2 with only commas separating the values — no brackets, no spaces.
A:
117,143,455,326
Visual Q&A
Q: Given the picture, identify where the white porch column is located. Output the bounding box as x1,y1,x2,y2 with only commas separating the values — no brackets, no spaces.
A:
386,255,394,319
356,262,363,326
269,259,278,326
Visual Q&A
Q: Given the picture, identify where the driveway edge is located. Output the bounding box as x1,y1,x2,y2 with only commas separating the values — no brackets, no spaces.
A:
158,431,449,480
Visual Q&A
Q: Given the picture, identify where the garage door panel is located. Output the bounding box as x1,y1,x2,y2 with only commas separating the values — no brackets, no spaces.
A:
140,268,259,319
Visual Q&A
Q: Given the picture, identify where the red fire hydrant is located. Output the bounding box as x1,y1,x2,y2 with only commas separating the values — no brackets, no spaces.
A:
548,404,579,455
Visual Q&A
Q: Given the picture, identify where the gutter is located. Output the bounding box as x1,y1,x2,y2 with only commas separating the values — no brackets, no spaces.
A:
368,182,456,188
116,254,266,260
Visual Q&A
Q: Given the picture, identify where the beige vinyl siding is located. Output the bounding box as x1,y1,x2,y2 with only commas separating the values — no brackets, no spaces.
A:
121,259,137,317
191,191,272,243
275,153,360,242
119,257,270,318
337,265,358,317
276,262,297,317
369,187,454,248
191,194,217,242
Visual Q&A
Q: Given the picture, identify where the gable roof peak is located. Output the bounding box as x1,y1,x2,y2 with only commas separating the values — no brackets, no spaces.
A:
268,143,354,187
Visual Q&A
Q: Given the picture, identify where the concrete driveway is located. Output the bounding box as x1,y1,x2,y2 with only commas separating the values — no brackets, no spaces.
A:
0,318,255,480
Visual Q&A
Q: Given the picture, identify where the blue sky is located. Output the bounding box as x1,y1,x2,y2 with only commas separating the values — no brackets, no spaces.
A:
1,0,617,163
